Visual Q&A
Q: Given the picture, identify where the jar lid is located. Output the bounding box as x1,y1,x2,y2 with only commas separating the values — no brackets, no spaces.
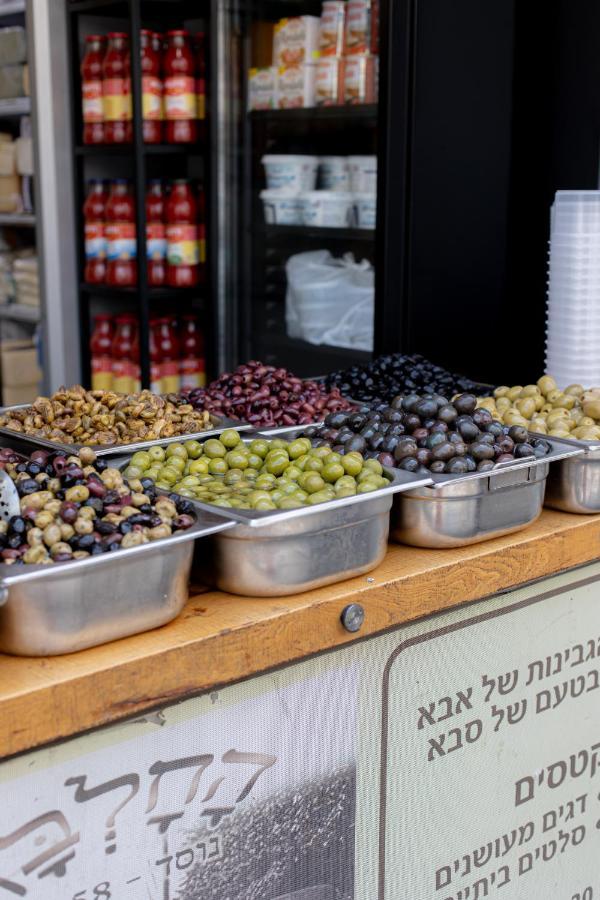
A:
107,31,128,39
167,29,189,37
86,34,106,42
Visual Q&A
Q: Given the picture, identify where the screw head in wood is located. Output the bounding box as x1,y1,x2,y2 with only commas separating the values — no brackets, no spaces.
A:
341,603,365,633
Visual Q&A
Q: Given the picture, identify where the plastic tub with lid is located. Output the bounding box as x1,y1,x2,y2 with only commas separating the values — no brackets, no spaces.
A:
348,155,377,193
354,193,377,229
300,191,354,227
260,189,303,225
262,154,318,191
318,156,350,191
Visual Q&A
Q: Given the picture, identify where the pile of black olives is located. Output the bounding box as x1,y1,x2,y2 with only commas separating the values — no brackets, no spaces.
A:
325,352,492,404
302,393,552,475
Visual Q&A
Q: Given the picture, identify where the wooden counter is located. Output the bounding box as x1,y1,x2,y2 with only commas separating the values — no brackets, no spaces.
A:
1,509,599,760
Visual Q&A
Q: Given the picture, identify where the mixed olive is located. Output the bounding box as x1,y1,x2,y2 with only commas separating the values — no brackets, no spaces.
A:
0,386,212,446
0,446,195,565
182,360,354,428
302,393,552,475
325,353,492,404
122,430,391,510
478,377,600,440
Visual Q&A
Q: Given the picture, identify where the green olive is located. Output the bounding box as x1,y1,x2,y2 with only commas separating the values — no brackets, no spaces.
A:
357,480,379,493
184,440,203,459
148,445,166,462
166,455,186,472
363,459,383,475
158,467,180,485
341,453,363,476
123,465,143,480
288,438,311,459
264,453,289,476
322,462,345,483
310,445,332,460
246,453,263,469
189,458,209,475
277,497,304,509
304,457,323,473
130,451,151,470
254,498,277,510
249,439,269,458
302,472,325,494
220,429,241,448
357,468,376,484
307,490,333,504
225,450,249,469
166,442,187,459
203,439,227,459
282,464,302,481
269,438,288,450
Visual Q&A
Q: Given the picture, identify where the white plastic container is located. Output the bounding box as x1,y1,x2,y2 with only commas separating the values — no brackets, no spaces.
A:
300,191,354,227
260,189,303,225
262,154,318,191
348,155,377,192
354,193,377,228
319,156,350,190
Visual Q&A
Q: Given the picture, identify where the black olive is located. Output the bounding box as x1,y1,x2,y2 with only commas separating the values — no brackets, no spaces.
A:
477,460,495,472
383,408,403,425
381,435,400,453
453,394,477,415
422,417,437,430
415,398,439,419
8,533,22,549
485,422,504,437
369,434,384,452
8,516,26,535
26,463,41,476
96,520,116,535
473,409,494,428
464,455,477,472
470,442,496,461
431,441,456,462
458,420,480,442
445,457,469,474
437,404,458,425
416,448,432,466
496,436,514,454
478,433,496,445
77,534,96,550
119,520,133,534
508,425,529,444
378,452,396,468
430,422,449,434
398,457,419,472
452,441,468,456
95,459,108,472
429,460,446,473
401,394,421,412
326,412,350,429
394,440,418,461
84,497,104,514
531,438,551,457
346,435,367,454
404,414,421,432
426,432,446,451
17,478,40,496
514,443,535,458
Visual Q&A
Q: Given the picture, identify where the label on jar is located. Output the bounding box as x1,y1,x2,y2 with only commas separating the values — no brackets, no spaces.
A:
91,356,113,391
196,78,206,119
160,360,180,394
112,359,138,394
164,76,197,119
150,361,162,394
85,222,107,259
82,79,104,122
166,223,199,265
146,222,167,260
142,75,163,120
180,356,205,389
103,77,132,121
106,222,137,260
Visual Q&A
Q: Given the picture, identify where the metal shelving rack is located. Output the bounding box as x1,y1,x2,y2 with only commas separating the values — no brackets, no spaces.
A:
65,0,211,388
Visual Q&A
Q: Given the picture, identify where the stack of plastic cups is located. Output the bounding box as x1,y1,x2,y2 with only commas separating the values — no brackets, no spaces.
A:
546,191,600,388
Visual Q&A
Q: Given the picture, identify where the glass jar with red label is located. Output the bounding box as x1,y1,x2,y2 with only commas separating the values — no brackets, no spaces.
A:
166,179,199,287
112,314,140,393
83,179,108,284
103,32,132,144
193,32,206,124
105,179,137,287
81,34,106,145
164,30,198,144
180,314,205,389
157,317,180,393
141,28,162,144
90,314,114,391
145,179,166,286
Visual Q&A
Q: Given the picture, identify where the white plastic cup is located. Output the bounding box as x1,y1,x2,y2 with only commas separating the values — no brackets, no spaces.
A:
259,189,303,225
348,156,377,193
300,191,355,227
262,154,318,190
319,156,350,191
354,193,377,229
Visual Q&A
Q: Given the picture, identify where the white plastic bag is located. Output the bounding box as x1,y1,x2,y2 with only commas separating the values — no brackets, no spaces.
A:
285,250,374,351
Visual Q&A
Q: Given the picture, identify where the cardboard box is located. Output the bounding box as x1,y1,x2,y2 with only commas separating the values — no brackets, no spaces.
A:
0,64,27,100
342,54,378,104
247,66,278,111
0,174,21,213
320,1,346,57
0,339,41,389
2,383,39,406
0,140,15,176
316,57,343,106
345,0,375,55
273,17,320,67
15,136,32,176
0,27,27,66
277,65,316,109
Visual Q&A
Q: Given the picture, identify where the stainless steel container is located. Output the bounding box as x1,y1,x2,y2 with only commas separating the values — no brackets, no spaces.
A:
542,437,600,514
0,407,249,458
390,439,583,549
0,510,234,656
184,429,432,596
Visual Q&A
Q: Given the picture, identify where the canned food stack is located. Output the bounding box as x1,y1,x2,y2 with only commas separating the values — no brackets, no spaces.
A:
546,191,600,387
260,154,377,228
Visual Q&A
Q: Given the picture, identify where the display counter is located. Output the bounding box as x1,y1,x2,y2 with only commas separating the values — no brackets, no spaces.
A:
0,508,599,899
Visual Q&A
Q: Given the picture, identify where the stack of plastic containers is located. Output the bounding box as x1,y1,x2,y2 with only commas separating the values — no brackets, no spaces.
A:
546,191,600,387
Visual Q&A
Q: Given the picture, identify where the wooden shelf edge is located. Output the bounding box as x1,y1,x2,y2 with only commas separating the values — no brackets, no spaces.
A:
0,509,599,758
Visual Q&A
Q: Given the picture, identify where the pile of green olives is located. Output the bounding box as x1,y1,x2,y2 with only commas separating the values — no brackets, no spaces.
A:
122,429,391,510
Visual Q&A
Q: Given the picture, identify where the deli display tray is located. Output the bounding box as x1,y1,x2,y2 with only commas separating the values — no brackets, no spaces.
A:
541,435,600,514
390,438,583,549
0,508,234,656
0,405,249,458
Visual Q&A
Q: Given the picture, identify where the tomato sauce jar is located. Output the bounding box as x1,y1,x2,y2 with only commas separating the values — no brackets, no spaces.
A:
164,30,198,144
106,179,137,287
166,179,199,287
103,32,132,144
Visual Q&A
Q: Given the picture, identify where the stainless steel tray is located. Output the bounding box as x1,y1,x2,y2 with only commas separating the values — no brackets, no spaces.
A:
0,405,250,458
541,435,600,514
0,508,234,656
390,438,583,549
